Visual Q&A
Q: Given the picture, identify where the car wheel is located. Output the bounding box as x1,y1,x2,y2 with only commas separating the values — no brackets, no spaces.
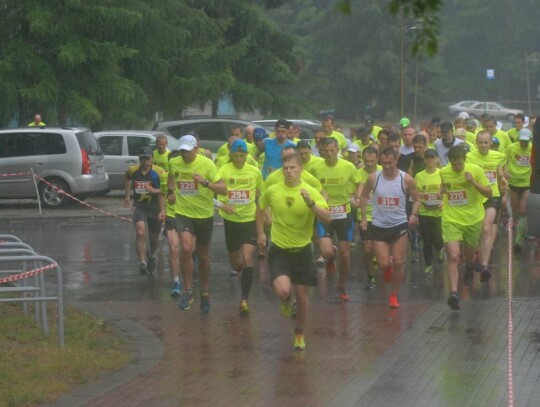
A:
39,178,70,208
507,114,515,122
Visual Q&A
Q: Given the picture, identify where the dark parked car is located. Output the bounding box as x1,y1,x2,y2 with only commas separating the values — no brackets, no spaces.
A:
253,119,321,140
152,118,262,153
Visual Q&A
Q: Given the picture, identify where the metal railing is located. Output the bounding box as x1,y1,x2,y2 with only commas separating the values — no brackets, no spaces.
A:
0,235,64,347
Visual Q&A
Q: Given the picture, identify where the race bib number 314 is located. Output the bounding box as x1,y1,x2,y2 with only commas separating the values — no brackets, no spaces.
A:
377,196,399,211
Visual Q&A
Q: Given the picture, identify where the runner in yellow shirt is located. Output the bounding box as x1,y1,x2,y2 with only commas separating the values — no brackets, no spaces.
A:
466,130,507,280
485,116,512,153
167,135,227,313
352,146,381,288
507,114,526,142
165,150,183,298
244,124,259,157
506,128,533,252
440,146,492,310
215,143,258,168
322,115,348,155
217,140,264,316
257,153,330,350
365,118,383,142
352,127,374,152
264,147,323,192
296,140,324,173
252,127,267,169
309,137,362,301
152,134,170,171
216,125,243,159
414,149,444,275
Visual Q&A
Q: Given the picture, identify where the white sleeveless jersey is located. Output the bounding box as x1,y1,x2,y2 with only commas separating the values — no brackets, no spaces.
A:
372,170,408,228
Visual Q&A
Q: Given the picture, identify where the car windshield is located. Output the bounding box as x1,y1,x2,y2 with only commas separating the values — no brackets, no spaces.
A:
76,130,102,156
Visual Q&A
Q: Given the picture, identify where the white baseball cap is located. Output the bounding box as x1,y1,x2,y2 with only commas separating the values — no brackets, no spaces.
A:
177,135,197,151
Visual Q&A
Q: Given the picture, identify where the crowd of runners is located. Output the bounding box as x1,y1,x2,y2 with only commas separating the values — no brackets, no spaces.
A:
122,112,534,350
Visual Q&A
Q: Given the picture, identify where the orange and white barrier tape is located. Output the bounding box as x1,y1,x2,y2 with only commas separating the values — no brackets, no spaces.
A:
0,263,58,284
33,174,133,223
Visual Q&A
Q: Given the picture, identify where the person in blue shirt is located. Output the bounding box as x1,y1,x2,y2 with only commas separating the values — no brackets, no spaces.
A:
261,119,296,179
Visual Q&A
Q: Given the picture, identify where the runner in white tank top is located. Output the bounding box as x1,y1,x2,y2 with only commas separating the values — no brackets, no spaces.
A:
357,147,420,309
372,170,408,228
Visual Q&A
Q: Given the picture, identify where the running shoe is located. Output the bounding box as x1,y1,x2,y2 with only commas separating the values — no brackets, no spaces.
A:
170,280,182,297
280,297,293,318
424,265,433,275
350,241,356,247
383,265,393,284
139,262,148,275
200,290,211,313
437,248,446,263
238,300,250,316
147,256,156,273
479,267,491,282
364,275,376,289
229,269,238,277
389,293,400,308
294,333,306,350
337,287,350,302
447,294,460,310
178,289,194,310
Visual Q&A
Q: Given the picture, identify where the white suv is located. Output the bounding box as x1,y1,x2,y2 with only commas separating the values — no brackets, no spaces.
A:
0,127,109,208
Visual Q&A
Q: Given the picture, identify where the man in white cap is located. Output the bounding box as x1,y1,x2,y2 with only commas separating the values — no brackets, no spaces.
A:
346,143,362,169
457,111,470,120
167,135,227,313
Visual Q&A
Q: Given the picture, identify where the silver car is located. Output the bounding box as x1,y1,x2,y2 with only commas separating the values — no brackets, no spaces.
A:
0,127,109,208
95,130,178,190
448,101,523,121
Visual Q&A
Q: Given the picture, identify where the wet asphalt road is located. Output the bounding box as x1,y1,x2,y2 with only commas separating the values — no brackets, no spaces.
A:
3,194,540,406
